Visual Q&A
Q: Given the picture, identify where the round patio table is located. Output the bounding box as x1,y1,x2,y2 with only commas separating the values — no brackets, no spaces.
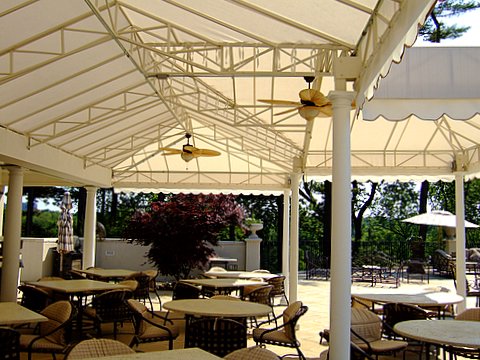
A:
163,298,271,318
394,320,480,359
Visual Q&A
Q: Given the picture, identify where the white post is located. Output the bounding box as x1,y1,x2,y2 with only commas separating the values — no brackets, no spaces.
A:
82,186,97,269
454,173,467,313
245,226,262,271
0,166,24,302
289,173,301,303
282,189,290,297
329,90,355,360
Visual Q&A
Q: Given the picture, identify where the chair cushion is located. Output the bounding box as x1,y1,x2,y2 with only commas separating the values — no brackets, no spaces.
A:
224,345,280,360
360,339,408,353
252,328,293,345
20,335,65,351
67,339,134,359
283,301,302,340
351,308,382,343
139,323,179,340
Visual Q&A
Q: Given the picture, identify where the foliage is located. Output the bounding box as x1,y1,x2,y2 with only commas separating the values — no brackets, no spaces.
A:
22,210,61,237
122,193,246,280
236,194,282,271
419,0,480,42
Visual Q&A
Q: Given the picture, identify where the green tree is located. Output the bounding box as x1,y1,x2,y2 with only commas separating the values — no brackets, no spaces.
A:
420,0,480,43
122,193,245,280
237,194,282,271
352,181,377,254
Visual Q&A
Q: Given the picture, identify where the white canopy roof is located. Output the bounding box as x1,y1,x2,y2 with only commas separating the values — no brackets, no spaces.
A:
0,0,436,191
362,46,480,182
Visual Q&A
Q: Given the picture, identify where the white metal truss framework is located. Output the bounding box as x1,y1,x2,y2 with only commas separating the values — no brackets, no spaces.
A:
0,0,443,189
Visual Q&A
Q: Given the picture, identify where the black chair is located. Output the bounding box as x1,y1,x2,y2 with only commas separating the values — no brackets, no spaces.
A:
185,317,247,357
242,285,274,326
83,289,133,339
350,307,408,360
125,272,154,310
19,300,75,360
18,285,52,313
172,281,201,300
266,275,289,306
127,299,179,350
253,301,308,360
451,264,480,307
382,302,429,339
0,327,20,360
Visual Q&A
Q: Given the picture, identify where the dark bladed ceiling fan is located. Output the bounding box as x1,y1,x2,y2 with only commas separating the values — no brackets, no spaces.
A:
159,133,220,162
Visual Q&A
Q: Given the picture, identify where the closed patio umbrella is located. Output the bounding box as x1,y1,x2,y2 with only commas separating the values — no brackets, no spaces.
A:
402,210,479,229
57,192,74,276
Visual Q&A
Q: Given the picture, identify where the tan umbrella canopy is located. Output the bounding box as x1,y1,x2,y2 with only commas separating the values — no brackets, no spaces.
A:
402,210,479,229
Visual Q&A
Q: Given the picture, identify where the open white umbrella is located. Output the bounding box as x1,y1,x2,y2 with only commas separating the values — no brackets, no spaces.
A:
402,210,479,228
57,192,74,276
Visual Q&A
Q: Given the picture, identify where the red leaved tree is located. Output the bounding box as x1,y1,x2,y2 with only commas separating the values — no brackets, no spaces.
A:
123,193,245,280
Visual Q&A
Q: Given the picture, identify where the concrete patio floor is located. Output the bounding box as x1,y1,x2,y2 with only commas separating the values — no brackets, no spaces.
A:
21,273,477,359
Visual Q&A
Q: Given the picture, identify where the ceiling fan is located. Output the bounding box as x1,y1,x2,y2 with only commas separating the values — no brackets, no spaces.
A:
159,133,221,162
258,76,334,121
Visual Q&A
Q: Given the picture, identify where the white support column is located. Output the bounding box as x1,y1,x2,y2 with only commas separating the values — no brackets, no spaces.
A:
282,189,290,297
289,173,301,303
82,186,97,269
454,173,467,313
0,186,5,236
245,233,262,271
329,90,355,360
0,166,24,302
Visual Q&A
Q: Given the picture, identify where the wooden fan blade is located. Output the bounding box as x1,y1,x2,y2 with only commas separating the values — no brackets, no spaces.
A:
193,149,221,157
275,106,303,116
318,104,333,117
159,147,183,155
316,101,354,118
299,89,329,107
258,99,302,106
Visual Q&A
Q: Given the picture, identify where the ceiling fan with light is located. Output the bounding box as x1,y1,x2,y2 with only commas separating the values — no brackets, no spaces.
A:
258,76,337,121
159,133,221,162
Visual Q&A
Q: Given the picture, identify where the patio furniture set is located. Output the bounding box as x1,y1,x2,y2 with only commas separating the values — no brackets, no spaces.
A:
1,267,309,359
318,288,479,360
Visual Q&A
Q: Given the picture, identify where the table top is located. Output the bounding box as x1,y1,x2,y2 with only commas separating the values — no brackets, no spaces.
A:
0,302,48,325
163,298,271,317
351,291,464,307
203,270,279,280
209,257,237,263
76,268,137,279
28,279,128,293
85,348,222,360
394,320,480,348
181,278,266,288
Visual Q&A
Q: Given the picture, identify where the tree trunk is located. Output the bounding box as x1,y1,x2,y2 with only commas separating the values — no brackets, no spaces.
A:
24,188,35,236
76,187,86,237
418,180,429,258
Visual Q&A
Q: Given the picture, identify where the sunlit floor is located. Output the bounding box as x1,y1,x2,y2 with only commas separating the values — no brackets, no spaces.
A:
20,273,477,359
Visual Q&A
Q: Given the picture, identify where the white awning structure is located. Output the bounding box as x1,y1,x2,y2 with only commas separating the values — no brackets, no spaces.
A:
0,2,438,359
362,46,480,181
0,0,436,191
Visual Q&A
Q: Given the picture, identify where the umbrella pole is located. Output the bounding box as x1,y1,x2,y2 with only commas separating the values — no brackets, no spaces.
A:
59,252,64,278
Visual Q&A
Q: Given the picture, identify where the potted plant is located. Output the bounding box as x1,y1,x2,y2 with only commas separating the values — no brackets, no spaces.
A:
245,217,263,238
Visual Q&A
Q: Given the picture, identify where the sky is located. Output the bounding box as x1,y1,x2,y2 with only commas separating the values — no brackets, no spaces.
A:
415,7,480,46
